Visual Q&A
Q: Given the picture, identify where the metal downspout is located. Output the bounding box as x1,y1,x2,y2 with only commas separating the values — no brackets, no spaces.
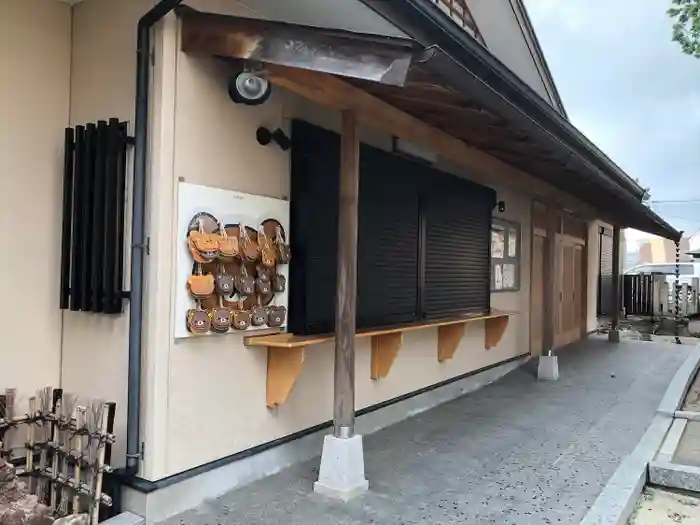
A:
127,0,184,475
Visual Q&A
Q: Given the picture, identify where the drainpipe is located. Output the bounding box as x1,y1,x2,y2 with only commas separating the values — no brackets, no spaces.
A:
127,0,183,475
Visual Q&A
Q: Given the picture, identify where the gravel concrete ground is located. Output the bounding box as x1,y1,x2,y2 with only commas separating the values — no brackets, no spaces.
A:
628,487,700,524
161,338,690,525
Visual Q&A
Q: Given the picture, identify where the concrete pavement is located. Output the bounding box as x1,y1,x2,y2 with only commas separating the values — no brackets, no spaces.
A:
160,338,690,525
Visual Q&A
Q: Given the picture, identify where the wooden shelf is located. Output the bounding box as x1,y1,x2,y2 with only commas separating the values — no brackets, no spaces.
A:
245,310,517,407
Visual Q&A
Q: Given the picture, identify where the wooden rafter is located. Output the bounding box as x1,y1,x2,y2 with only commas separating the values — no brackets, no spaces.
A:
262,63,597,216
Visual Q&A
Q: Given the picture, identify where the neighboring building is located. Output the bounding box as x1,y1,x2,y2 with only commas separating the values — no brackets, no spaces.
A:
1,0,678,523
637,236,691,263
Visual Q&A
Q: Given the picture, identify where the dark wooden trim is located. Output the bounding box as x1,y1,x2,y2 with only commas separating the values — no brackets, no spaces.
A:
610,225,621,332
542,205,558,354
333,110,360,436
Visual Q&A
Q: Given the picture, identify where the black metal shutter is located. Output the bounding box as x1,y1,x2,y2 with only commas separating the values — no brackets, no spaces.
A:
422,174,495,319
289,121,420,334
598,227,613,316
289,121,340,334
357,148,419,328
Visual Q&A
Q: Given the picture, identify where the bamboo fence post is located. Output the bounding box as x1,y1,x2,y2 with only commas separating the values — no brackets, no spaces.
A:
59,394,77,516
91,402,109,525
26,396,36,493
37,387,52,503
73,406,86,514
1,388,16,460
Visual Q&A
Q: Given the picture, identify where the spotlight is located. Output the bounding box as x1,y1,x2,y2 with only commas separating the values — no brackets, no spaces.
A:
228,70,272,106
256,127,291,151
495,201,506,213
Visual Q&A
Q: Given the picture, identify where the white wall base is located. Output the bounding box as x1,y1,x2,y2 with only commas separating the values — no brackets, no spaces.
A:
537,355,559,381
121,356,527,524
608,330,621,343
314,434,368,500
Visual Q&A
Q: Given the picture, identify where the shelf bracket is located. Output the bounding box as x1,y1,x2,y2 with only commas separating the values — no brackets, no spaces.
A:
370,332,404,379
485,316,509,350
437,322,467,362
266,346,306,408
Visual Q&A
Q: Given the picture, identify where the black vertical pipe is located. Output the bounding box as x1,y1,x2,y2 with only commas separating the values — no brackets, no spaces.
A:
60,129,75,309
70,126,86,311
127,0,184,475
79,124,96,311
114,123,128,311
91,121,108,313
102,120,118,314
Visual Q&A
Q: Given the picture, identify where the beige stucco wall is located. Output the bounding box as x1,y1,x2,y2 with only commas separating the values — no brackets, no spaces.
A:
23,0,593,482
0,0,71,406
60,0,160,468
154,14,533,478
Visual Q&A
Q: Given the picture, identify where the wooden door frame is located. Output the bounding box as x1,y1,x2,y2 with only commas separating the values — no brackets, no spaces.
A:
531,203,590,355
553,233,587,349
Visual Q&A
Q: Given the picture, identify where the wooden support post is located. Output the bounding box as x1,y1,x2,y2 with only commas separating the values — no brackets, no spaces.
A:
609,225,621,342
333,110,360,439
542,207,558,355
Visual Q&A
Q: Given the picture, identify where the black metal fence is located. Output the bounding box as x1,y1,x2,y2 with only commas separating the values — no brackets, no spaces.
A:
623,274,655,317
60,119,130,314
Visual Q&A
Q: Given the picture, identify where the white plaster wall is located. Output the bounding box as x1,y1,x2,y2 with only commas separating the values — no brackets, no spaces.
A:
467,0,554,106
0,0,71,408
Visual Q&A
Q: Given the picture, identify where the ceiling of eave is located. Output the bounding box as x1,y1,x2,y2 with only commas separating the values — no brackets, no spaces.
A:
353,71,673,236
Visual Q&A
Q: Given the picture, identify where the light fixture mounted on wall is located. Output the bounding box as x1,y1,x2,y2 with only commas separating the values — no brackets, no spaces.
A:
494,200,506,213
256,127,291,151
228,64,272,106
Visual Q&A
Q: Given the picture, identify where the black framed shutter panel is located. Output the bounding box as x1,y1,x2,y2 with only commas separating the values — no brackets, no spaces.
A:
356,147,419,328
598,227,614,316
422,175,495,319
289,120,340,335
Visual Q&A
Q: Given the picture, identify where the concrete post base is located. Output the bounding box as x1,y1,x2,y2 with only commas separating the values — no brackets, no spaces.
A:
537,355,559,381
314,434,369,501
608,329,621,343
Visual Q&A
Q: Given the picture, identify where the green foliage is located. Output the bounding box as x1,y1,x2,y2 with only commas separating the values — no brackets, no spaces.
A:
668,0,700,58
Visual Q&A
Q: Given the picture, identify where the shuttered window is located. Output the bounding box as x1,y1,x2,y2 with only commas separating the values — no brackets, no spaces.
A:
357,147,420,328
289,120,493,335
422,174,494,318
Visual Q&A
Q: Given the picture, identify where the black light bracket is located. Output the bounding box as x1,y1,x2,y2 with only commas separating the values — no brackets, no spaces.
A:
256,127,291,151
493,200,506,213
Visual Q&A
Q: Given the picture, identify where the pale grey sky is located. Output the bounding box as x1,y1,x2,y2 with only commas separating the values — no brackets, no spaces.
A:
524,0,700,238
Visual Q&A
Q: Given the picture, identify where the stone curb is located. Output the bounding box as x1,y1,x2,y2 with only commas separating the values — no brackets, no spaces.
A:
579,349,700,525
101,511,145,525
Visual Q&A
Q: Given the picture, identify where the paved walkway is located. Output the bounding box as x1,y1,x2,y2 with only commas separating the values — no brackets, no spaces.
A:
162,338,690,525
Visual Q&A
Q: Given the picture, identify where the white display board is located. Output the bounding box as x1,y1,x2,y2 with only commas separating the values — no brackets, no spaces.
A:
174,182,290,339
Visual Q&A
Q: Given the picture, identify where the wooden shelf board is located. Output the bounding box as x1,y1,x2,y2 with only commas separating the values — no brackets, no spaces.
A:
245,310,517,349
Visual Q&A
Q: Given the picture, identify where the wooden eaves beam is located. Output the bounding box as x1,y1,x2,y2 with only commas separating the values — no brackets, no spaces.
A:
263,64,602,219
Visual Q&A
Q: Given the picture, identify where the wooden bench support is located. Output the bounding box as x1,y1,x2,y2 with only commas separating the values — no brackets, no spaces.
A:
437,322,467,362
485,316,509,350
370,332,403,379
247,310,516,406
267,346,306,408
